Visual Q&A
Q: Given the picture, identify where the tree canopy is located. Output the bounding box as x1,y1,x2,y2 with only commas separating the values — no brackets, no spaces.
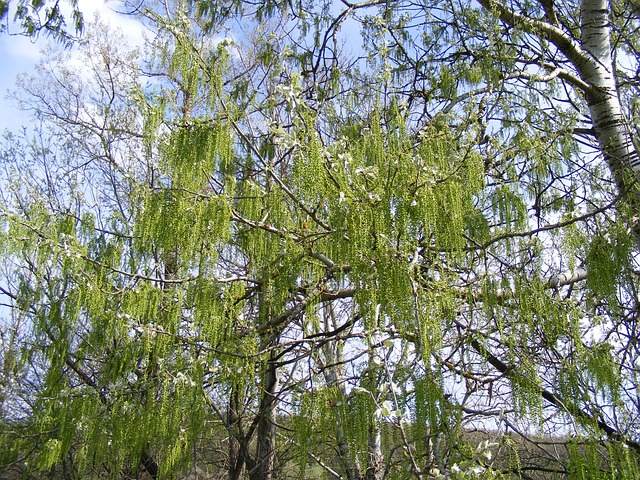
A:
0,0,83,45
1,0,639,479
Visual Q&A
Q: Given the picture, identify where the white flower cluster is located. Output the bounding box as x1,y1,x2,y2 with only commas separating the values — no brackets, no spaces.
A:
268,119,299,150
432,440,498,480
172,371,196,387
375,399,406,421
276,76,304,112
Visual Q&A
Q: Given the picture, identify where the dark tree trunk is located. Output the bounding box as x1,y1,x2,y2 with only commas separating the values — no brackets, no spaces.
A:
251,352,279,480
228,385,245,480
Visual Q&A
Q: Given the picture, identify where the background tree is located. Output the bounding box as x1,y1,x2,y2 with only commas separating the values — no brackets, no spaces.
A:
0,0,639,479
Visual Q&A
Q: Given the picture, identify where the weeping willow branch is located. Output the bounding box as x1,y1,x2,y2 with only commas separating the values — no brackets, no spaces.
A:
468,337,640,454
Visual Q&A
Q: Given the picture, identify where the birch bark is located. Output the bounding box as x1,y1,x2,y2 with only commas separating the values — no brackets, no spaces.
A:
577,0,640,200
478,0,640,220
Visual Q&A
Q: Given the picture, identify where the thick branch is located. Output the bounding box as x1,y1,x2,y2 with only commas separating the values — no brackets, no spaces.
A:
468,337,640,454
476,0,594,89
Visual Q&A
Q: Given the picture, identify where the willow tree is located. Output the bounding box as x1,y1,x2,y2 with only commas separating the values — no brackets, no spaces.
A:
1,0,640,479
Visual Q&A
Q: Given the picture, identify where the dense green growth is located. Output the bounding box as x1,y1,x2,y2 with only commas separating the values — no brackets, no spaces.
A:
1,0,640,479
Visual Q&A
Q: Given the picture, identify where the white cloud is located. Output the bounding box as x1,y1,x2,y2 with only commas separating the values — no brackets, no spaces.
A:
70,0,146,48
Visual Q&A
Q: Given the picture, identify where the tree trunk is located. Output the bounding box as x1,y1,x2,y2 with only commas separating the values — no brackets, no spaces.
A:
228,385,245,480
577,0,640,201
319,303,364,480
479,0,640,219
140,451,159,479
366,423,383,480
252,352,279,480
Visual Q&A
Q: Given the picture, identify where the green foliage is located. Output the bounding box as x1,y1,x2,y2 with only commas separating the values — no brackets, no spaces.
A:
585,224,632,307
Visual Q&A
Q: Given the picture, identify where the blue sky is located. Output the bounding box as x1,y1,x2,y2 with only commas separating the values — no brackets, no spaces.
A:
0,29,44,131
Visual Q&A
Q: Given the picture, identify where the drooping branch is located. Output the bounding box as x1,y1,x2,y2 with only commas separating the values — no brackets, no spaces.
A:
468,337,640,455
